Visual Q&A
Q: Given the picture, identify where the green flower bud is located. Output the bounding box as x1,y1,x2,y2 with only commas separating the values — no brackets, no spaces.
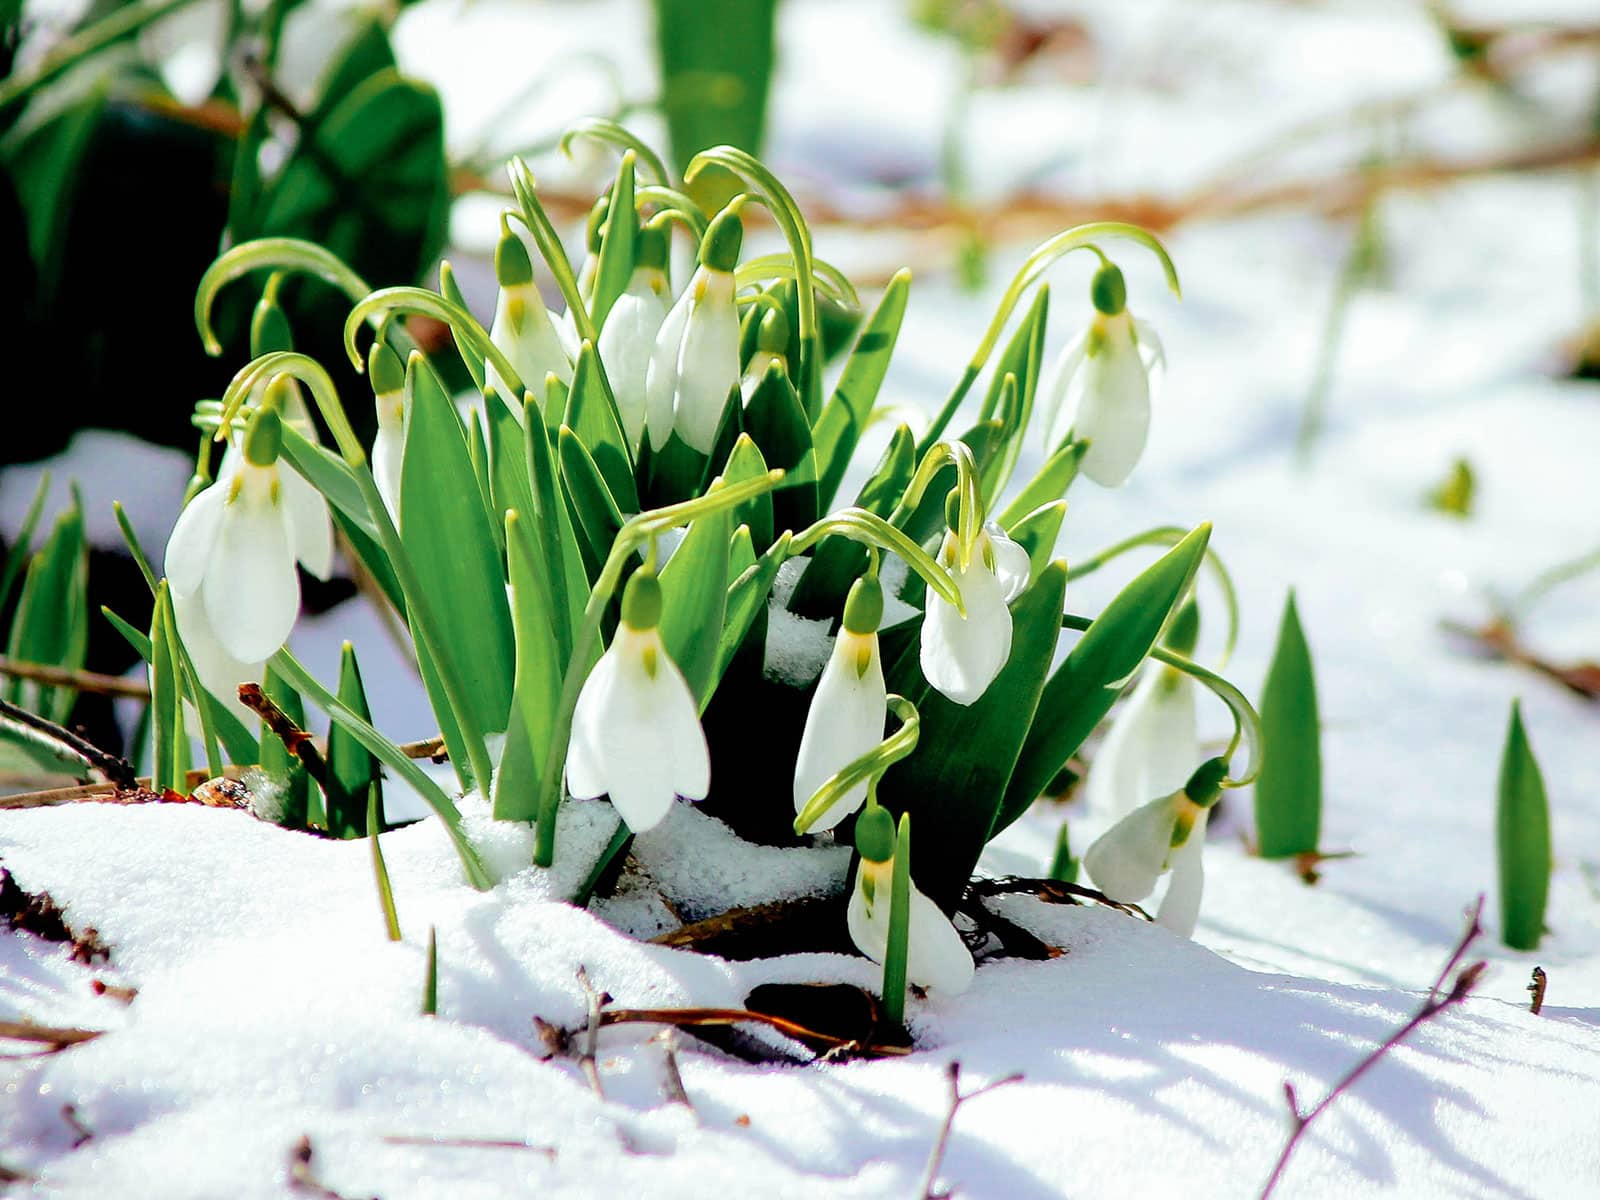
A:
1090,263,1126,316
620,567,663,631
756,307,788,356
1183,756,1229,807
495,219,534,288
855,802,896,863
242,381,290,467
1164,598,1201,659
842,573,883,636
699,205,744,273
368,341,405,396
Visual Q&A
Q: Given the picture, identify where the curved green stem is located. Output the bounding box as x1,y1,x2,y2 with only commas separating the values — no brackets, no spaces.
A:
686,147,818,404
559,117,669,185
342,288,525,402
888,441,982,569
1063,613,1261,788
0,0,207,112
637,187,709,239
1508,542,1600,622
736,254,860,310
794,694,920,834
919,221,1181,454
507,158,599,345
1067,525,1240,668
534,469,788,867
789,509,964,614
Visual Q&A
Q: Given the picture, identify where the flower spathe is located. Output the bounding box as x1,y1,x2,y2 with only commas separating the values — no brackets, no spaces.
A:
920,521,1030,706
847,854,974,994
1039,264,1165,487
564,570,710,833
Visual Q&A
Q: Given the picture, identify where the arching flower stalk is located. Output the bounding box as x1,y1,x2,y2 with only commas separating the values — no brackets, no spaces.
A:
1040,261,1166,487
564,564,710,832
645,204,743,453
484,218,573,414
597,222,671,453
793,571,887,831
1083,757,1227,938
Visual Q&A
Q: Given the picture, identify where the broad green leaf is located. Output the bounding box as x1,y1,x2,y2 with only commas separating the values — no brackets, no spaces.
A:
1007,501,1067,586
440,261,486,390
879,560,1068,913
1254,591,1322,859
789,423,914,618
998,524,1211,832
716,434,775,552
728,524,756,579
1497,699,1550,951
655,0,776,179
325,642,380,839
998,439,1087,530
525,397,589,661
564,341,639,511
712,530,790,696
1048,822,1079,883
6,500,87,723
493,510,564,821
465,409,502,557
259,663,313,830
590,152,637,330
883,811,913,1026
149,583,186,793
558,426,626,564
742,361,817,535
399,353,514,778
812,270,910,510
658,494,732,705
308,16,397,125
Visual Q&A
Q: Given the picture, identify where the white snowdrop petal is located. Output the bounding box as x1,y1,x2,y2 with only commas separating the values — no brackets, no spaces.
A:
280,464,334,581
1086,667,1200,822
1156,809,1208,938
1075,325,1151,488
986,524,1033,601
907,888,976,993
170,591,264,729
1084,793,1182,902
652,650,711,801
645,291,692,451
599,283,667,453
921,561,1012,706
203,470,300,663
163,483,225,599
1133,317,1166,375
1040,329,1087,452
672,273,741,454
564,652,620,800
373,426,404,525
793,635,886,829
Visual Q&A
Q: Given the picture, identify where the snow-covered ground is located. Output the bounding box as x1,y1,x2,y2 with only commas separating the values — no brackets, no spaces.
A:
4,1,1600,1196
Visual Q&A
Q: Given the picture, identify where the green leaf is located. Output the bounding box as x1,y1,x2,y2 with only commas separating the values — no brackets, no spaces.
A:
325,642,380,839
1497,699,1551,951
368,785,402,941
713,530,791,695
422,926,438,1016
789,423,915,618
6,500,87,723
493,510,564,822
1048,822,1078,883
4,87,105,309
998,439,1087,530
0,472,51,613
654,0,777,178
998,524,1211,833
883,811,912,1026
440,262,486,390
307,15,397,124
565,342,640,512
812,270,910,510
558,426,626,564
0,715,91,781
879,560,1068,913
525,397,590,662
741,361,817,535
658,493,732,705
149,583,187,793
1007,501,1067,586
1254,591,1322,859
259,663,313,830
399,353,515,782
716,434,775,552
102,606,151,661
979,284,1048,498
590,152,637,330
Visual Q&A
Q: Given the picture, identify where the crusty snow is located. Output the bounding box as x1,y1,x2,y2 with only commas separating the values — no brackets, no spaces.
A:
6,0,1600,1196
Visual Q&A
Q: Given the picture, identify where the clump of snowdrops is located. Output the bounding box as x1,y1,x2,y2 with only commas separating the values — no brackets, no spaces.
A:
137,122,1263,1018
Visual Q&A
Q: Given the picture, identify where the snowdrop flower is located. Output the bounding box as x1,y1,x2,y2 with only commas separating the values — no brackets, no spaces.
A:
1039,263,1165,487
484,220,573,417
644,206,743,453
565,567,710,832
165,382,311,693
921,519,1030,705
794,574,887,831
741,308,790,407
847,805,974,993
368,341,407,523
1084,757,1225,938
1086,601,1201,822
597,224,671,453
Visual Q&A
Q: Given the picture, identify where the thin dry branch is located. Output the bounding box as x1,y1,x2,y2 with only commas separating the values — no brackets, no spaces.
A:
0,696,135,789
0,657,149,700
238,683,330,787
0,1019,103,1050
575,966,610,1100
917,1062,1026,1200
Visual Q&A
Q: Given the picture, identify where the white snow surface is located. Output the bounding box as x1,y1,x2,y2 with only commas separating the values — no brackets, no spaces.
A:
6,0,1600,1196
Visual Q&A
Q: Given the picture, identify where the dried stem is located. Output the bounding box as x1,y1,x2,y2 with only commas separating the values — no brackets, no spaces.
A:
0,695,135,789
238,683,330,787
917,1061,1025,1200
0,1019,103,1050
380,1136,555,1157
654,1029,694,1111
1260,897,1488,1198
575,966,610,1101
1528,967,1548,1015
287,1135,375,1200
60,1104,93,1149
0,657,149,700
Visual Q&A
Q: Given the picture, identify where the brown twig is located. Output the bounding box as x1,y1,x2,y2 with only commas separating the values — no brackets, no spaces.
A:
1440,619,1600,701
0,657,149,700
964,875,1152,921
238,683,330,787
653,1029,694,1111
91,979,138,1005
575,966,610,1101
380,1136,554,1157
917,1061,1026,1200
0,695,135,789
60,1104,92,1149
398,736,446,762
1528,967,1548,1015
287,1136,375,1200
1260,896,1489,1198
595,1005,912,1060
0,1019,103,1050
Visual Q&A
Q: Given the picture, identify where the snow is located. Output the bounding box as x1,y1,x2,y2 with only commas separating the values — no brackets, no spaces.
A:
6,0,1600,1195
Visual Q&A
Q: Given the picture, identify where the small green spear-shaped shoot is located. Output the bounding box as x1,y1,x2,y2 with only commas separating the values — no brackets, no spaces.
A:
1497,699,1551,951
1255,590,1322,871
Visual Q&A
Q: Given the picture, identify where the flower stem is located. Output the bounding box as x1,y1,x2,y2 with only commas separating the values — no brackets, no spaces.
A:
788,510,964,614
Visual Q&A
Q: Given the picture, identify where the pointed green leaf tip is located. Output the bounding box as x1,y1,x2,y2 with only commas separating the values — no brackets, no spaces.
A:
1254,590,1321,860
1497,699,1551,951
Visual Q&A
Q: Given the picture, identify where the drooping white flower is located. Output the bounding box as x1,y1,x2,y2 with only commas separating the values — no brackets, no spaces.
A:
920,520,1030,706
597,226,671,454
367,341,407,523
484,222,573,416
1155,805,1208,937
1039,263,1165,487
564,569,709,833
643,207,743,453
847,806,974,994
794,576,887,831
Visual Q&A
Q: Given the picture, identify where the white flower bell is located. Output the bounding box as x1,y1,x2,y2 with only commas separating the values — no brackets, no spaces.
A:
1086,601,1201,822
484,221,573,416
1083,758,1225,939
794,574,887,831
921,519,1030,706
565,567,710,832
847,805,974,994
1039,263,1165,487
368,341,407,523
165,382,311,690
597,224,671,453
644,206,743,454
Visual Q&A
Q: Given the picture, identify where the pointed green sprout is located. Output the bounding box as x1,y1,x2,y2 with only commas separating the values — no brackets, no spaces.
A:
1048,823,1078,884
1254,591,1322,860
368,784,401,941
423,927,439,1016
1497,699,1551,951
883,811,914,1027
